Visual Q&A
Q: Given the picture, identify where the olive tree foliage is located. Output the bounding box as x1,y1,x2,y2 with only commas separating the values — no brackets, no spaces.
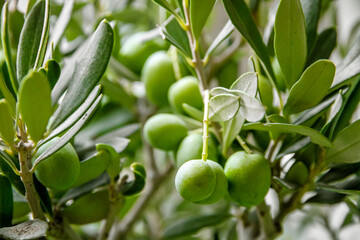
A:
0,0,359,239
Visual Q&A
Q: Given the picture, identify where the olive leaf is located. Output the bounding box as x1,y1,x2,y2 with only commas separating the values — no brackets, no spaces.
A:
222,111,245,153
50,20,113,129
283,60,335,115
190,0,215,40
18,71,52,143
121,163,146,196
0,175,13,227
326,119,360,163
0,99,14,146
0,66,16,116
307,28,337,67
300,0,321,53
0,151,24,195
182,103,203,122
152,0,180,20
242,123,332,147
209,94,240,122
230,72,257,97
274,0,307,88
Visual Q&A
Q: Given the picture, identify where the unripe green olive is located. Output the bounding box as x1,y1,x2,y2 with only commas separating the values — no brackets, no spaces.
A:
175,159,216,202
224,151,271,207
143,113,187,151
63,189,110,225
176,133,218,167
168,76,203,114
195,160,228,204
119,32,167,73
32,138,80,190
141,51,176,106
285,161,309,185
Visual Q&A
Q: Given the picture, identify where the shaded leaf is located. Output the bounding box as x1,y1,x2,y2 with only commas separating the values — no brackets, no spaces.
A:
242,123,332,147
44,59,61,89
222,0,274,80
163,214,231,239
122,163,146,196
97,143,121,179
190,0,215,40
0,99,14,146
300,0,321,53
307,28,337,67
318,162,360,183
50,20,113,129
0,219,48,240
160,16,191,57
18,71,51,143
0,151,24,194
283,60,335,115
17,0,46,82
209,94,240,122
109,57,140,82
222,111,245,153
326,119,360,163
274,0,307,88
0,175,13,227
230,72,257,97
0,65,16,116
33,176,52,216
152,0,179,19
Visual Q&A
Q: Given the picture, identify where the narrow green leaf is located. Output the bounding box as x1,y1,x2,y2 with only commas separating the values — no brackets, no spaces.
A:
283,60,335,115
160,16,191,57
97,143,120,179
222,111,245,153
72,151,111,187
209,94,240,122
318,163,360,183
1,2,18,92
0,100,14,146
300,0,321,53
33,94,102,167
307,28,337,67
44,59,61,89
17,0,46,82
18,71,51,143
317,181,360,196
152,0,180,19
33,176,52,216
0,61,16,116
274,0,307,88
109,57,140,82
163,214,231,239
182,103,203,122
50,20,113,129
242,123,332,147
331,35,360,89
230,72,257,97
190,0,215,40
0,219,48,239
326,119,360,163
33,0,50,70
0,175,13,227
44,0,74,61
204,21,234,62
222,0,274,80
0,151,24,194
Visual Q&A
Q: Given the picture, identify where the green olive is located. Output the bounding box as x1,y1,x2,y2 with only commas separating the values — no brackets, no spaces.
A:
32,138,80,190
119,32,167,73
176,133,218,167
141,51,176,106
63,189,110,225
168,76,203,114
195,160,228,204
224,151,271,207
143,113,187,151
285,161,309,185
175,159,216,202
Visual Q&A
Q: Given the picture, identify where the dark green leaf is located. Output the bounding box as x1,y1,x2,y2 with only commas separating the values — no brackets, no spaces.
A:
204,21,234,61
209,94,240,122
307,28,337,66
317,181,360,196
273,176,297,191
0,99,14,146
230,72,257,97
1,2,18,92
318,163,360,183
161,16,191,57
152,0,180,20
0,175,13,227
122,163,146,196
222,0,274,80
300,0,321,53
331,34,360,89
326,119,360,163
242,123,332,147
0,151,24,194
222,111,245,153
33,94,102,167
44,0,74,61
274,0,307,88
0,65,16,116
0,219,48,240
190,0,215,40
96,143,121,179
17,0,46,82
18,71,51,143
163,214,231,239
44,59,61,89
72,151,111,187
182,103,203,122
283,60,335,115
50,20,113,129
33,176,52,216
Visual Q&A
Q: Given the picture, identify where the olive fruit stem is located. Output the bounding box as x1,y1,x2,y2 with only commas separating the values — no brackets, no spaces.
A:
236,136,252,155
18,128,46,221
